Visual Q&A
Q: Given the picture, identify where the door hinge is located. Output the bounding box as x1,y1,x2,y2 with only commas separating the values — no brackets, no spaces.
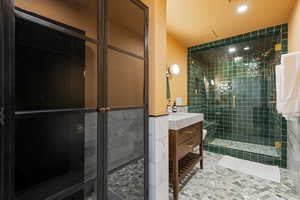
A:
0,107,4,127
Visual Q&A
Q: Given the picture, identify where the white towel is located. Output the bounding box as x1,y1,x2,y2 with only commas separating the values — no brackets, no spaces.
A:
277,52,300,120
276,64,283,114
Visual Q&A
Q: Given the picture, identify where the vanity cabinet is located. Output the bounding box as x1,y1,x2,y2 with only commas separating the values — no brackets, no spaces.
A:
169,121,203,200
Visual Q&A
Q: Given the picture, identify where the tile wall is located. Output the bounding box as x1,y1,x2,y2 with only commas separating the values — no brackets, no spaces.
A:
149,115,169,200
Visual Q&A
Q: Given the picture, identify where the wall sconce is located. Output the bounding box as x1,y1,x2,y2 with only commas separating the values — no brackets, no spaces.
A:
166,64,180,78
166,64,180,99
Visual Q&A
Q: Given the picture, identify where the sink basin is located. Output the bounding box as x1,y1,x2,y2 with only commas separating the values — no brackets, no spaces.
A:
168,112,204,130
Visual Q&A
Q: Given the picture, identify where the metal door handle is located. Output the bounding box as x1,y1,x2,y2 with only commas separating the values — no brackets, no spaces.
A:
98,107,111,113
184,131,193,134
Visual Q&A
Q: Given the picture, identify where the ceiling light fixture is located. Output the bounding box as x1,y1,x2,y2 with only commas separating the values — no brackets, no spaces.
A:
237,4,248,13
229,47,236,53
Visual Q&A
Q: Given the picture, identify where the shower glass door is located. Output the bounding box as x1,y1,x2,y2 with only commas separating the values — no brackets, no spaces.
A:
104,0,148,199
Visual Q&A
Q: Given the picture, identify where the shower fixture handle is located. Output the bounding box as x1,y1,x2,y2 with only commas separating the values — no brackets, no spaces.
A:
233,96,236,108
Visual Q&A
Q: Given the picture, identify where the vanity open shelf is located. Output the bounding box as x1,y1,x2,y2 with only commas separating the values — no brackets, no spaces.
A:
169,152,202,183
168,115,204,200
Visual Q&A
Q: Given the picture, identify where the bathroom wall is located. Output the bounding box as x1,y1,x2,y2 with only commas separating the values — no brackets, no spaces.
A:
141,1,169,200
167,34,188,106
288,0,300,52
188,24,288,167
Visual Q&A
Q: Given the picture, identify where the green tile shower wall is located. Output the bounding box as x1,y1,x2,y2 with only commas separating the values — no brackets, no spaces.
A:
188,24,288,168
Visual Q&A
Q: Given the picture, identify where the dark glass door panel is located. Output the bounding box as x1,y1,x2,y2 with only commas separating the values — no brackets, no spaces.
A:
84,112,98,182
14,8,99,200
107,0,145,57
107,49,144,108
15,0,98,40
105,0,147,200
15,111,98,200
60,181,97,200
15,16,85,111
107,109,145,199
62,190,84,200
15,112,84,200
107,109,144,171
108,159,144,200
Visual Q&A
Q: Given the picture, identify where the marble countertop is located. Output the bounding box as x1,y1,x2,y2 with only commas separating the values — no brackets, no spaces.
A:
168,112,204,130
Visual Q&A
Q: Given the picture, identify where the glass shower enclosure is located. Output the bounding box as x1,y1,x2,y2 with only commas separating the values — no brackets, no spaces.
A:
188,25,288,167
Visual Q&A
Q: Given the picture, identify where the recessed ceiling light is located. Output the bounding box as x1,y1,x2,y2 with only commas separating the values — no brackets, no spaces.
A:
229,47,236,53
244,46,250,51
237,5,248,13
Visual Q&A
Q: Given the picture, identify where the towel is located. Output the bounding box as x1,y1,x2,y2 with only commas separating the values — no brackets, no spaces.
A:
276,65,283,114
276,52,300,120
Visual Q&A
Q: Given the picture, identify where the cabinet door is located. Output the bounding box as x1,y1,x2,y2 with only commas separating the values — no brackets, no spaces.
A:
104,0,148,199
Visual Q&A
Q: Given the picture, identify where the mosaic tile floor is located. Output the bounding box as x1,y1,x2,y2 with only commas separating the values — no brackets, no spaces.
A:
210,138,279,157
108,159,144,200
172,151,298,200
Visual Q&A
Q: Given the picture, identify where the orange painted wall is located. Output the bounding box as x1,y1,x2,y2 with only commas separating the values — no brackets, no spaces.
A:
289,0,300,52
142,0,168,115
167,34,188,106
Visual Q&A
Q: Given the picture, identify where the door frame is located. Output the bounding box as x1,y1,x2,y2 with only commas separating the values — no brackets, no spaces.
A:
0,0,4,198
1,0,14,199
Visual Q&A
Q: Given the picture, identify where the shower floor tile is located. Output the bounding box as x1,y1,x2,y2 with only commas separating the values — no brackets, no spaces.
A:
210,138,279,157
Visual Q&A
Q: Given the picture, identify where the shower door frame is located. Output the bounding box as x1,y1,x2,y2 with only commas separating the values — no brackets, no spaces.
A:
1,0,13,199
0,1,5,199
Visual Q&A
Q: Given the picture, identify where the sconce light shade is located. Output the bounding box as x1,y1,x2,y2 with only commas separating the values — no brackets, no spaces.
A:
169,64,180,75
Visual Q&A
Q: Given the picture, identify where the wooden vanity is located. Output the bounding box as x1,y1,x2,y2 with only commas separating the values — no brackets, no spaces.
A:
168,113,204,200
